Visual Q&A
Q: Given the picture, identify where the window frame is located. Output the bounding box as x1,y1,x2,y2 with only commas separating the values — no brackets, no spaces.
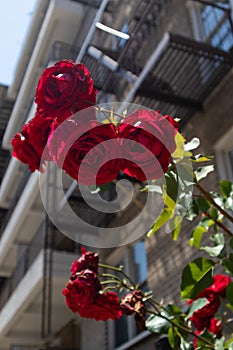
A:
106,241,148,349
187,0,233,50
214,125,233,182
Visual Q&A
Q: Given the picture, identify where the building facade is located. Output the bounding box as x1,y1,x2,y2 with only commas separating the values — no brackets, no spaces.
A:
0,0,233,349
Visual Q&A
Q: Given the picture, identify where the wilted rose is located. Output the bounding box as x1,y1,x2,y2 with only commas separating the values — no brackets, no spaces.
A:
120,290,146,330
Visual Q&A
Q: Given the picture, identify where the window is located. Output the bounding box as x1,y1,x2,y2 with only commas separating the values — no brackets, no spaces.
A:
107,240,148,349
214,125,233,182
188,1,233,82
201,1,233,51
189,1,233,51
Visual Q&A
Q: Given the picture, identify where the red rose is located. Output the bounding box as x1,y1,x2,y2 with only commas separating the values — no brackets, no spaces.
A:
189,290,220,318
193,318,223,348
116,109,178,181
35,60,97,122
48,118,121,185
11,133,41,172
70,247,99,276
208,317,223,338
207,274,231,297
62,269,101,313
190,314,211,330
193,329,202,348
11,113,54,172
78,291,122,321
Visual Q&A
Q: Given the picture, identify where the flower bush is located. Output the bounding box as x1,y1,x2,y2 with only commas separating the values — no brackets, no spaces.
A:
11,60,233,349
62,248,122,321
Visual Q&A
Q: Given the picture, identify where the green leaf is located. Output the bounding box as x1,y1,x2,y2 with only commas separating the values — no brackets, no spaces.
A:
140,184,162,193
202,244,226,258
181,258,215,299
196,197,210,212
214,337,225,350
225,339,233,350
222,259,233,276
146,314,170,334
165,304,182,316
180,337,193,350
202,233,226,258
169,215,182,240
220,179,233,198
184,197,199,221
209,207,219,220
195,165,214,182
191,154,214,163
226,282,233,306
230,238,233,250
211,232,225,246
177,160,195,189
147,208,173,237
186,298,208,319
184,137,200,151
172,132,185,158
194,329,216,349
200,217,215,230
190,226,206,248
163,193,176,211
168,327,180,349
165,171,179,202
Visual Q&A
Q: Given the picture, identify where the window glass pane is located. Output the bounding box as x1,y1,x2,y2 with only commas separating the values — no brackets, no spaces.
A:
229,149,233,174
201,2,233,51
115,315,129,347
133,240,148,284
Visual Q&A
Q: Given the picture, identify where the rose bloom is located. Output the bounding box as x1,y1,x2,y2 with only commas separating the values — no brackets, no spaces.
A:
35,60,97,122
48,119,122,185
193,329,202,349
62,269,101,313
188,290,220,318
207,274,231,297
116,109,178,181
11,113,54,172
78,291,122,321
70,247,99,277
193,318,223,348
120,290,146,330
190,314,211,331
208,317,223,338
120,290,145,316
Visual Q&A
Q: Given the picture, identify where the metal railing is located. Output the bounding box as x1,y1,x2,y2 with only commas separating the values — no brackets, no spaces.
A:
0,222,76,312
0,222,44,310
0,168,31,239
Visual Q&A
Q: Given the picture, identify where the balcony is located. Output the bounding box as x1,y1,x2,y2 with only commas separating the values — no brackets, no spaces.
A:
0,225,78,349
50,30,233,128
0,85,15,185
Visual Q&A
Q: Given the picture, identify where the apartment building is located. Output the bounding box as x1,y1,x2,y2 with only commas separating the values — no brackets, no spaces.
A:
0,0,233,349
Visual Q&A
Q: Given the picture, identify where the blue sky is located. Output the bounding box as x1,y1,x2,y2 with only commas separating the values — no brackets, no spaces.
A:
0,0,37,86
